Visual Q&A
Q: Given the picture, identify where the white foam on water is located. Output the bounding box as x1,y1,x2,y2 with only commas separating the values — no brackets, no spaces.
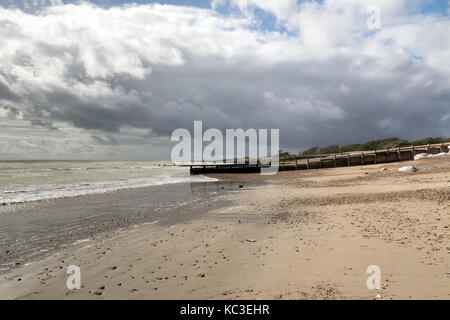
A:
0,161,218,205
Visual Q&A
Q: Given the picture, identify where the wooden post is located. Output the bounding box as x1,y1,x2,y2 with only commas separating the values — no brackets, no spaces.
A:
347,153,350,166
440,142,444,153
386,150,390,163
333,154,337,167
361,153,364,165
397,147,401,161
411,145,415,158
374,151,377,164
427,144,430,154
306,158,310,170
319,157,323,168
295,158,298,169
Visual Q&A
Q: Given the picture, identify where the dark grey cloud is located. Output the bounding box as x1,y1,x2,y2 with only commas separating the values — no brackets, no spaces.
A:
0,80,20,102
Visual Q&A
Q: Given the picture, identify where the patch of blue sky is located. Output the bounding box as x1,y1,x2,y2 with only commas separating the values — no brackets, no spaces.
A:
213,1,298,37
419,0,448,16
0,0,212,12
89,0,212,9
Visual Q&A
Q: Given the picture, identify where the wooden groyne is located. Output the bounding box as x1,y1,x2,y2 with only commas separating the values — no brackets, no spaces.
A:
183,142,450,175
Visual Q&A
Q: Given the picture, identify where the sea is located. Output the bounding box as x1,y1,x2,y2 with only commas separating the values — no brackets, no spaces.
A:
0,160,216,205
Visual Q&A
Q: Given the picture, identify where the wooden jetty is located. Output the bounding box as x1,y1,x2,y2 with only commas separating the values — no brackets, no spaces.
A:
182,142,450,175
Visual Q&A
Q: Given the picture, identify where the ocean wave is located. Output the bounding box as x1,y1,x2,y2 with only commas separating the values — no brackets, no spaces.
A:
0,175,218,205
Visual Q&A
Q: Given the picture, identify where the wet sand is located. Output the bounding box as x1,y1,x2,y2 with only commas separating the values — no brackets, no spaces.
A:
0,157,448,299
0,181,248,272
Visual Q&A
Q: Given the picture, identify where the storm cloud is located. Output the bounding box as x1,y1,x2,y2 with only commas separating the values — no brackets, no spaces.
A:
0,1,449,159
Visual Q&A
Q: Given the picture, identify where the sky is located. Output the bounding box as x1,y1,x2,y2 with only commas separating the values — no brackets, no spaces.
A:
0,0,449,160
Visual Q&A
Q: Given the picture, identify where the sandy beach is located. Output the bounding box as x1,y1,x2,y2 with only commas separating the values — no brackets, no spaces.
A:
0,157,449,300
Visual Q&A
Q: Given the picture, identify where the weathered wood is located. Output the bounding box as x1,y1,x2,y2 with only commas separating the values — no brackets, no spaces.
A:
187,142,450,174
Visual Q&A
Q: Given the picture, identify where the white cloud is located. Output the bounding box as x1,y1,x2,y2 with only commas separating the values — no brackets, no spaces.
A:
0,1,449,159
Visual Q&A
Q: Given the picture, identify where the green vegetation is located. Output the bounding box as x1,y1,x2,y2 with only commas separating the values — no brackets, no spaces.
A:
299,147,319,156
410,137,446,146
297,137,448,156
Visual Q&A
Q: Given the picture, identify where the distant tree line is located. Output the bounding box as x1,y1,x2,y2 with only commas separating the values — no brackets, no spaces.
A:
298,137,449,156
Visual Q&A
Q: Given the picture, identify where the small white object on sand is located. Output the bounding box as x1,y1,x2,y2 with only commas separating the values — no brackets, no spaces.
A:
380,168,387,171
398,166,418,173
375,294,382,300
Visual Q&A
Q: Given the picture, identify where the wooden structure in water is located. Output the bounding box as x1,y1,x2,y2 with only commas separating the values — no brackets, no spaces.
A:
182,142,450,175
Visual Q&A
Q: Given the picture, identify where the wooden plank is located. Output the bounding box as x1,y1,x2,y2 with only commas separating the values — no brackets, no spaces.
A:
186,142,450,174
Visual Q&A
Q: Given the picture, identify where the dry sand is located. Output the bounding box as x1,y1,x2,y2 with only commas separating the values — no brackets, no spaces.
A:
0,157,449,300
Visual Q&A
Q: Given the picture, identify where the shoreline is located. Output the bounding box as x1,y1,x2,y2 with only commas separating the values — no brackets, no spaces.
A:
0,180,253,274
0,157,448,299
